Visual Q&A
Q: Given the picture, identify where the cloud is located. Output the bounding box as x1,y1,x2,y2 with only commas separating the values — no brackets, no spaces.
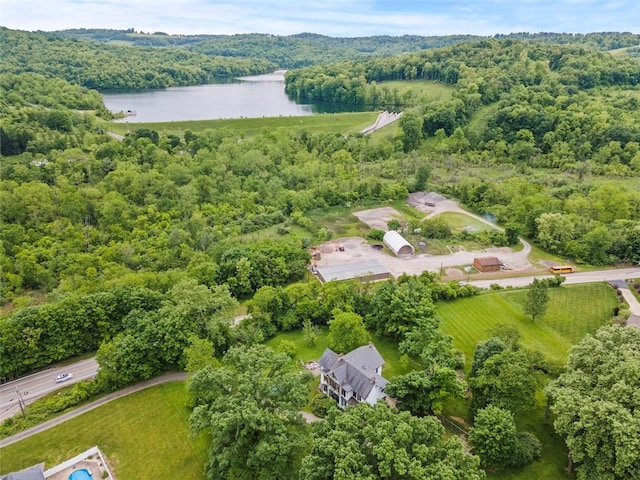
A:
0,0,638,36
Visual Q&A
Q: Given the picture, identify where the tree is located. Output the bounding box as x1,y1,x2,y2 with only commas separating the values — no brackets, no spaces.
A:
327,310,369,353
469,337,506,378
470,406,542,469
299,403,485,480
470,349,537,415
524,278,550,321
189,344,312,480
386,366,464,416
470,406,520,469
546,325,640,480
367,276,436,339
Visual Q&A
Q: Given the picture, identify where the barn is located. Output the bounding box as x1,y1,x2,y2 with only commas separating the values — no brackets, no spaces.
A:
316,260,391,284
473,256,501,272
383,231,415,257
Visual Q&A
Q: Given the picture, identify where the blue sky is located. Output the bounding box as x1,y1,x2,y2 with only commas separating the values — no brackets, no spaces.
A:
1,0,638,37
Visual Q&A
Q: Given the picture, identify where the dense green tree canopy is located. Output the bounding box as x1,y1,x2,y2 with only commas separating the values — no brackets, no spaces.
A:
300,402,485,480
546,325,640,480
189,344,312,480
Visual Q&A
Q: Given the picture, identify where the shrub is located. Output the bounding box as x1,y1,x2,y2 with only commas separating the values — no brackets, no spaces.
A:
512,431,542,467
368,229,385,241
310,393,338,418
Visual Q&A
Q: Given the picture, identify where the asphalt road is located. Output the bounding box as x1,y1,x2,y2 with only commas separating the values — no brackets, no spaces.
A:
0,357,99,422
467,266,640,289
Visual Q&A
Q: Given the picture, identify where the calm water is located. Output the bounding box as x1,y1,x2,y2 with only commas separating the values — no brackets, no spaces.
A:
102,70,367,123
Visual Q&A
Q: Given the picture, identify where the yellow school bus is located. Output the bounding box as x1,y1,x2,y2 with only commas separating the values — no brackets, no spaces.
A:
549,265,575,274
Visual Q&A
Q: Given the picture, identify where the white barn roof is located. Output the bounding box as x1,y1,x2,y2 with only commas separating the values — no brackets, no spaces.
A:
383,230,414,257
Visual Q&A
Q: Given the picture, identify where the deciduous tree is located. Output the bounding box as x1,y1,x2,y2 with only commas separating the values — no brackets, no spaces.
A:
189,344,312,480
546,325,640,480
300,403,485,480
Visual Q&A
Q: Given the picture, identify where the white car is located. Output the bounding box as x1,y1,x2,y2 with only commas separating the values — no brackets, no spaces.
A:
55,373,74,383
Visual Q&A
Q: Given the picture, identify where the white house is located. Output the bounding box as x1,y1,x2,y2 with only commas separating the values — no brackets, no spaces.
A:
318,343,387,408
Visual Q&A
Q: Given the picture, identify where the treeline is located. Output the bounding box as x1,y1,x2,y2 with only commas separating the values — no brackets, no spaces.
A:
0,28,277,90
52,28,640,68
0,75,413,300
285,40,640,106
0,285,162,380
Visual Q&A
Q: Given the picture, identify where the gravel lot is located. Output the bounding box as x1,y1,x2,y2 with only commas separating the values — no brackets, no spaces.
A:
313,196,534,278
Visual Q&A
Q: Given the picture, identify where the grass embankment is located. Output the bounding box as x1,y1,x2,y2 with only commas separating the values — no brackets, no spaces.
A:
438,283,617,480
0,382,207,479
105,111,379,137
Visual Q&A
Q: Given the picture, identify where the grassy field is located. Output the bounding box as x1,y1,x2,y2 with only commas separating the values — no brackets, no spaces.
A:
104,111,379,137
438,283,617,369
430,211,494,232
378,80,454,102
438,283,617,480
0,382,208,480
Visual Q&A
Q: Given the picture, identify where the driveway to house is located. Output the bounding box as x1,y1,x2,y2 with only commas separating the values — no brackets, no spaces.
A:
609,279,640,327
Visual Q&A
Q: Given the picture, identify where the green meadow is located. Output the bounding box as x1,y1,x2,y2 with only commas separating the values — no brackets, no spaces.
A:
438,283,617,370
0,382,207,480
105,111,379,137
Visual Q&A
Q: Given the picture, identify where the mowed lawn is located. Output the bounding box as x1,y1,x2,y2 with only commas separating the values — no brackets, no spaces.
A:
265,326,413,380
0,382,208,480
105,111,379,137
437,283,617,370
438,283,617,480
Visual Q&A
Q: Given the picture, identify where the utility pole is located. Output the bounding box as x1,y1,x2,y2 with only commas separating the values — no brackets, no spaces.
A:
15,388,26,417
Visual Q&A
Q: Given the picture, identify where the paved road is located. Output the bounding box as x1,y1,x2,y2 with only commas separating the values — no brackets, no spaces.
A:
467,267,640,289
0,372,187,449
0,358,99,422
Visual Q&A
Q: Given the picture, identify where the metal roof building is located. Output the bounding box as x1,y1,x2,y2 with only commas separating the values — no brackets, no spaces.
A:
383,230,415,257
316,260,391,284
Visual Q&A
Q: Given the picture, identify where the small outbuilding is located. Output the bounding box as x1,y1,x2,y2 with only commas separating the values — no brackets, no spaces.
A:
383,231,415,257
473,256,501,272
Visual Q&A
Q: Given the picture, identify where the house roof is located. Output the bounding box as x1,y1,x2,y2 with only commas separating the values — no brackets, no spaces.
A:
1,465,45,480
319,343,387,399
474,256,501,266
383,230,414,255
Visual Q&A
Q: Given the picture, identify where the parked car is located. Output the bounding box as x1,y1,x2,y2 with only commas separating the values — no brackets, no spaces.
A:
55,373,74,383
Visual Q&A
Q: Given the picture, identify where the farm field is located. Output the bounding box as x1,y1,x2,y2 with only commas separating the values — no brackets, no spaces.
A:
0,382,207,480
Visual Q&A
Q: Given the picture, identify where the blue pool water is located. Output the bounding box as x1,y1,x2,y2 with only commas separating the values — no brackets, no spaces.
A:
68,469,92,480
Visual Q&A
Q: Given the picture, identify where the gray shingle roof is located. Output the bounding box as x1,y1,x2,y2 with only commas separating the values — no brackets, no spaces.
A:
1,465,45,480
318,343,387,399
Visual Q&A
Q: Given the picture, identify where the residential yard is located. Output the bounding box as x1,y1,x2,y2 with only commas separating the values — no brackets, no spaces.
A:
0,382,207,480
438,282,617,480
265,326,414,380
437,283,617,370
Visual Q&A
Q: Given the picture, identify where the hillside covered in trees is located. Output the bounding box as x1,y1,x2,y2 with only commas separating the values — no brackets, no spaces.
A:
2,29,640,480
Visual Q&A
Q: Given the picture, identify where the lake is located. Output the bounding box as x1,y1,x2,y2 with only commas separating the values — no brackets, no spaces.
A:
102,70,368,123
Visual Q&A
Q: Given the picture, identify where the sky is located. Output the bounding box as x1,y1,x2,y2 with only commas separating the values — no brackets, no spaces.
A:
1,0,638,38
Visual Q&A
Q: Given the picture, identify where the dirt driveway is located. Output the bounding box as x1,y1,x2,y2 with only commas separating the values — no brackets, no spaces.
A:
313,194,534,278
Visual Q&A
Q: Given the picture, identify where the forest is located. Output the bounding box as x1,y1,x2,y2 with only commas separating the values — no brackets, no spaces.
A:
1,28,640,480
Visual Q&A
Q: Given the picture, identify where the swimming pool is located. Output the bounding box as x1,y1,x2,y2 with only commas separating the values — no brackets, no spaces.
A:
68,469,92,480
